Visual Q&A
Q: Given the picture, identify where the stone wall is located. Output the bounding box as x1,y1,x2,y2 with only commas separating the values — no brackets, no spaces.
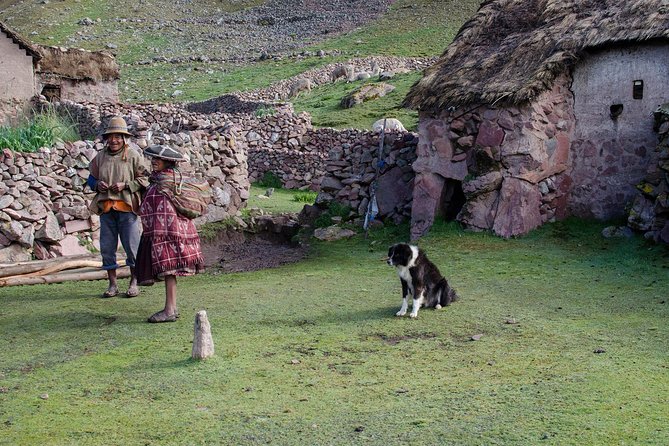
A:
0,104,249,263
316,130,418,224
411,74,576,239
627,106,669,244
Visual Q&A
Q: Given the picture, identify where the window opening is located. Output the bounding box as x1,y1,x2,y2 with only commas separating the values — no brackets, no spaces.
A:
633,80,644,100
610,104,623,119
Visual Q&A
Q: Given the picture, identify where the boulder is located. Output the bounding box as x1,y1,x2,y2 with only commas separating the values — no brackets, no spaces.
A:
340,83,395,108
492,178,542,238
313,225,356,241
0,243,31,263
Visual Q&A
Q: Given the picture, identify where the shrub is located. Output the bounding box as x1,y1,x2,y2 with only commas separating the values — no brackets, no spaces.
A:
258,171,283,189
328,201,352,219
0,108,79,153
313,213,333,228
292,190,317,204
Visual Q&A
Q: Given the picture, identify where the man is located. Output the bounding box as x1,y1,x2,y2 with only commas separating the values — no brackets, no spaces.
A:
87,116,149,298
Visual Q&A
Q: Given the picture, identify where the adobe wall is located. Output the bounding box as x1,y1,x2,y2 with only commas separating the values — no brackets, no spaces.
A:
58,79,119,104
569,43,667,219
411,74,576,239
0,32,36,102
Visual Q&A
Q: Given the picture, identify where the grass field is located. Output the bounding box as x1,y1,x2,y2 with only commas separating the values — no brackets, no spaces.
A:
1,219,668,445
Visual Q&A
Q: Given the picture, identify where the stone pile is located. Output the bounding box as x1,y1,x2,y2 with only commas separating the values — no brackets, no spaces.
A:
627,106,669,243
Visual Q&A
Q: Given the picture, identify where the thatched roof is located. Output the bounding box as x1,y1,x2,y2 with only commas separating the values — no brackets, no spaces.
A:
0,20,41,62
36,46,119,82
404,0,669,112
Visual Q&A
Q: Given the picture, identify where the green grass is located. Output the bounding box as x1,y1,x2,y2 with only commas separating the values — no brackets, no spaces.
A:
0,108,79,152
1,219,668,445
308,0,480,58
245,184,311,215
292,72,422,131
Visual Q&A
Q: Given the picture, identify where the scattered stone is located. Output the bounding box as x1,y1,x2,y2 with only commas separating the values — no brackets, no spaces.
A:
39,393,49,400
471,334,483,341
593,348,606,354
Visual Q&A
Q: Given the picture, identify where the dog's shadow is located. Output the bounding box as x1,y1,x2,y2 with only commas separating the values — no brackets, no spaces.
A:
264,305,400,328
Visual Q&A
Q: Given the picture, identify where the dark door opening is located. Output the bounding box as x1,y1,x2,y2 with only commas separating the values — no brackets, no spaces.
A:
440,179,466,221
41,85,61,102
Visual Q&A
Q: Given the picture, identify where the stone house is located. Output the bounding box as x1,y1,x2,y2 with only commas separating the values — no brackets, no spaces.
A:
403,0,669,239
0,21,119,123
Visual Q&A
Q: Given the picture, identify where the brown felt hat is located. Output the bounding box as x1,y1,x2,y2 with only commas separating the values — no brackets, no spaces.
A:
103,116,132,136
144,144,184,162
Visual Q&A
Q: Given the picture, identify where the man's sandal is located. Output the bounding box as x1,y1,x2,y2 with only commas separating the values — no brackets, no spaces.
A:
102,286,119,298
147,311,178,323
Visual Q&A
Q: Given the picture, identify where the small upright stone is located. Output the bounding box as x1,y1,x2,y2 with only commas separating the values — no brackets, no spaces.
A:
192,310,215,360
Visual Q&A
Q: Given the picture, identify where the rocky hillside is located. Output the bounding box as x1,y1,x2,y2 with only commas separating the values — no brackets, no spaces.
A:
1,0,394,64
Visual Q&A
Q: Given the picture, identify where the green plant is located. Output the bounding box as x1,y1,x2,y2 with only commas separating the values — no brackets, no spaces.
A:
313,213,334,228
258,171,283,189
292,190,318,204
327,200,352,219
0,108,79,153
254,105,277,118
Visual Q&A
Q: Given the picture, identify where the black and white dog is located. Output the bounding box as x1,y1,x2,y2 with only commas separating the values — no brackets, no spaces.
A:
387,243,458,318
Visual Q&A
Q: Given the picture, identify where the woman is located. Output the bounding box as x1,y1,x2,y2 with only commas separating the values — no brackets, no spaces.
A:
138,144,205,323
88,116,149,298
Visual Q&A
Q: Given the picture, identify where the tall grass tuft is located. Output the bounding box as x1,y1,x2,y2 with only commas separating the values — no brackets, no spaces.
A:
0,107,80,153
292,190,317,204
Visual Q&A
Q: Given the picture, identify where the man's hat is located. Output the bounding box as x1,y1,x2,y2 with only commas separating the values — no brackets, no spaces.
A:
143,144,184,162
103,116,132,136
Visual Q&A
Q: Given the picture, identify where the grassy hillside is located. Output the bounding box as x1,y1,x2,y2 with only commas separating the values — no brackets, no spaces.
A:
0,0,480,129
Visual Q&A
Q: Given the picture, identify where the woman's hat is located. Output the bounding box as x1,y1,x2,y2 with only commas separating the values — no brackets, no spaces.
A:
144,144,184,162
103,116,132,136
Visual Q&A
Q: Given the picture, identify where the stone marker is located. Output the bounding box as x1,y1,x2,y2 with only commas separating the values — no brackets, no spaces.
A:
192,310,214,360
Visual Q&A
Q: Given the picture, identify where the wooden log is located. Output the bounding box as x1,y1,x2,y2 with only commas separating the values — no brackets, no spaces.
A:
0,266,130,287
192,310,215,360
0,255,103,278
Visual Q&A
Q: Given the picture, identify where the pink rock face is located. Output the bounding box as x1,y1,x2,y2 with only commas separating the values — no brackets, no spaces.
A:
410,173,445,239
492,178,542,238
475,121,505,148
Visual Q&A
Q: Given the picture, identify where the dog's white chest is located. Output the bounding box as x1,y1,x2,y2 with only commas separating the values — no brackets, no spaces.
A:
397,266,414,292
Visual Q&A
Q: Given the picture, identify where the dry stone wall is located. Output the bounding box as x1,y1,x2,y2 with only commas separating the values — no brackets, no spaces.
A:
0,101,250,263
315,130,418,224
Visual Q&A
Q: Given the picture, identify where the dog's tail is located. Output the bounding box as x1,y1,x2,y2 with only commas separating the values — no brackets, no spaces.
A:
439,279,459,306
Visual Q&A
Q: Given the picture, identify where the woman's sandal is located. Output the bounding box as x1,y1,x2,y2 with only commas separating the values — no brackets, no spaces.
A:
147,311,178,323
102,286,119,298
125,285,140,298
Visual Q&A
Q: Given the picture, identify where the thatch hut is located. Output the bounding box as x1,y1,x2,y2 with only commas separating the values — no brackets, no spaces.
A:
0,21,119,114
404,0,669,238
35,45,119,104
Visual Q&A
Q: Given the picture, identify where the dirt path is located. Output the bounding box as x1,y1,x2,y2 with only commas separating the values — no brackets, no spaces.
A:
200,229,308,273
